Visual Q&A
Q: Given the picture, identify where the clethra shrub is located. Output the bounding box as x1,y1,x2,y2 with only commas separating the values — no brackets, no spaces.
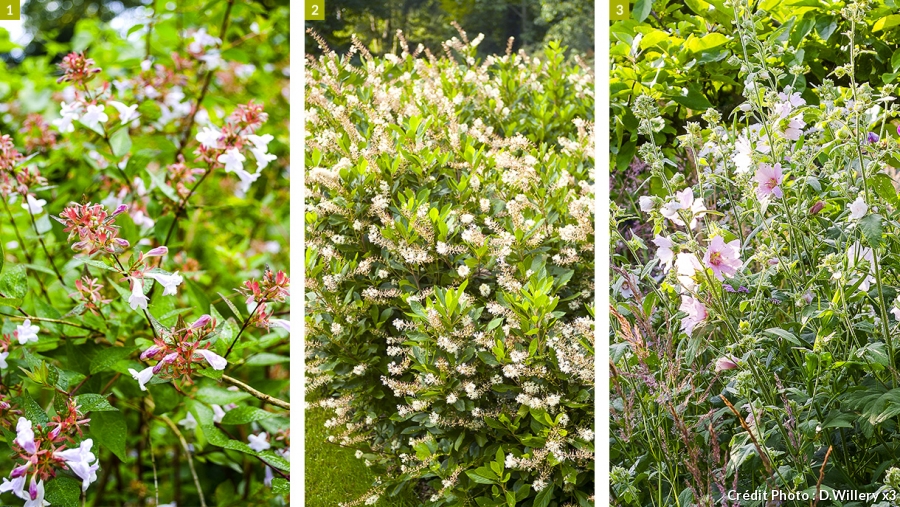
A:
305,27,595,507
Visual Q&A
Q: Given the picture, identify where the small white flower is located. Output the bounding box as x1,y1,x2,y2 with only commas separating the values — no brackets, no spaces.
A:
178,413,197,430
195,349,227,370
479,284,491,297
196,126,222,149
218,148,246,174
107,101,139,125
128,367,154,391
145,271,184,296
457,265,470,277
21,195,47,214
0,351,8,369
212,405,227,424
128,278,149,310
16,319,40,345
80,104,109,128
248,432,270,452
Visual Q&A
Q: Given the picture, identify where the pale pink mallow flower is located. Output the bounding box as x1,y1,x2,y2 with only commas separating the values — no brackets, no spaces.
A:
661,188,706,229
652,235,675,273
679,295,707,337
638,196,654,212
715,356,739,372
195,349,227,370
783,115,806,141
755,162,784,199
675,253,703,291
248,432,271,452
847,242,876,292
733,135,753,174
703,236,742,281
849,196,868,220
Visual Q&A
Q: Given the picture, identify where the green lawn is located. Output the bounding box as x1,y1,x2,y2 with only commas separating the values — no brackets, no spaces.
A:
305,408,422,506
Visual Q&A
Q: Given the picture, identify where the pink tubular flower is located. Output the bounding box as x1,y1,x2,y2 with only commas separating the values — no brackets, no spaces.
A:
679,295,708,337
195,349,227,370
703,236,742,281
755,162,784,199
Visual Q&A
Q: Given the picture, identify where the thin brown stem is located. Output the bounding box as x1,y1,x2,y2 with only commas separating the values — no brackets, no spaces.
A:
221,374,290,410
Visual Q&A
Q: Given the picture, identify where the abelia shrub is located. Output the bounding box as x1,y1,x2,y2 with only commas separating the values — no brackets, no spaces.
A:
0,2,289,506
305,27,595,507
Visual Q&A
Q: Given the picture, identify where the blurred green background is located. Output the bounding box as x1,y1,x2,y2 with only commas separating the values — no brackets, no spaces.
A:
305,0,594,57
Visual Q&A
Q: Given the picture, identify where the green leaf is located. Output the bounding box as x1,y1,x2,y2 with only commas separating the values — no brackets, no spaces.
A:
686,33,729,53
466,468,497,485
109,128,132,157
220,406,278,425
90,346,137,374
670,86,712,110
44,477,82,507
632,0,652,22
91,411,128,461
200,424,290,471
75,393,119,413
870,174,899,206
874,15,900,32
196,385,251,405
20,391,50,425
764,327,803,347
245,353,290,366
0,264,27,307
860,214,884,249
533,484,555,507
271,478,289,496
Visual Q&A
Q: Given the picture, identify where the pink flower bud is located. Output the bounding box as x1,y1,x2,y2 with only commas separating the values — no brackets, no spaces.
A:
153,352,179,374
715,357,739,372
140,345,164,361
48,425,61,442
111,204,128,217
28,479,37,500
191,315,212,329
10,464,30,478
145,246,168,257
114,238,130,247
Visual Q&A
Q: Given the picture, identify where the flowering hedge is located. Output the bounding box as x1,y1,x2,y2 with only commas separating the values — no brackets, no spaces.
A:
0,2,289,506
611,0,900,505
305,28,595,507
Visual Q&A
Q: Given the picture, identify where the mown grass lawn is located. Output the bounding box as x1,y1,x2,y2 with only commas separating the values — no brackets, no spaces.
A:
305,408,422,506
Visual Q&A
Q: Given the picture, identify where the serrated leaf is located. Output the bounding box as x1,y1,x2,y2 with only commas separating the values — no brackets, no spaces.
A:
44,477,82,507
90,347,137,374
75,393,118,413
